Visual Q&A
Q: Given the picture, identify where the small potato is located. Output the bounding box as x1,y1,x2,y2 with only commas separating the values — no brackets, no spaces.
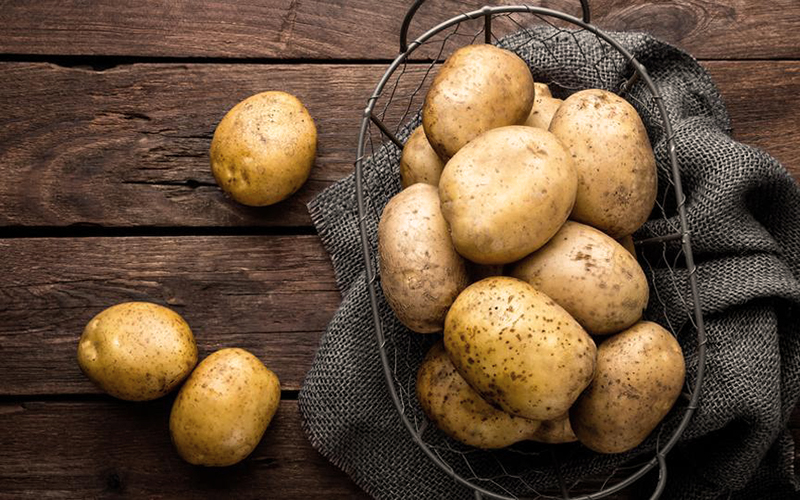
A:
170,348,281,466
525,83,563,130
445,277,596,421
439,126,577,265
530,414,577,444
379,183,469,333
211,91,317,206
570,321,685,454
511,221,648,335
423,44,534,159
400,126,446,188
549,89,657,238
417,341,540,449
617,234,637,257
77,302,197,401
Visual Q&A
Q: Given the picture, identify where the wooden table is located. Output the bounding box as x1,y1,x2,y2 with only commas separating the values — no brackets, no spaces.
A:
1,1,798,498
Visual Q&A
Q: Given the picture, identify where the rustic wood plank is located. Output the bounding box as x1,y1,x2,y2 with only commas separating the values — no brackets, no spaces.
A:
0,61,797,229
0,236,338,395
0,0,797,60
0,398,369,498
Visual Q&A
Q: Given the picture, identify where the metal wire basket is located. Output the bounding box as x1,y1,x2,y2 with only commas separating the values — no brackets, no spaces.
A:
353,1,708,498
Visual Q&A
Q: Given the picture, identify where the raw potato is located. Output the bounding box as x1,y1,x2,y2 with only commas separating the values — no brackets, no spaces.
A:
570,321,685,454
210,91,317,206
525,83,563,130
170,348,281,466
439,126,577,264
400,126,446,188
617,234,637,257
511,221,649,335
549,89,657,238
423,44,534,159
530,414,578,444
417,341,541,449
444,277,596,421
379,183,469,333
77,302,197,401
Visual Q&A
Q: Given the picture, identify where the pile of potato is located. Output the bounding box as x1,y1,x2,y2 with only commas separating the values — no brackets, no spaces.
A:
380,44,686,454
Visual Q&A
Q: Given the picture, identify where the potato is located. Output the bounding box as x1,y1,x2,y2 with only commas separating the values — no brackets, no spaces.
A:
77,302,197,401
530,414,577,444
400,126,446,188
549,89,657,238
465,261,505,284
570,321,685,454
210,91,317,206
170,348,281,466
379,183,469,333
423,44,534,159
617,234,637,257
444,277,596,421
511,221,648,335
417,341,540,449
439,126,577,265
525,83,563,130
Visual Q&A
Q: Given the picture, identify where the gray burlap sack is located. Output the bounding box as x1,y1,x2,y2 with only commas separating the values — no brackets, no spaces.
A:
299,26,800,499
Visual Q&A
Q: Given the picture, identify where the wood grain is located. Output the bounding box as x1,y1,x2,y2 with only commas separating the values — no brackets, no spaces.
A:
0,236,338,395
0,61,797,229
0,0,798,60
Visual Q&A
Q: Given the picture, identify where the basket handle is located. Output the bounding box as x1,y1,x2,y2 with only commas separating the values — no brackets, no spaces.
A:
400,0,592,53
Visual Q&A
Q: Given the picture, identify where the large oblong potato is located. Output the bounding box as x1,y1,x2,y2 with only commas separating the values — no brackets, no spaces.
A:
400,126,446,188
439,126,577,265
549,89,657,238
444,277,596,421
378,183,469,333
525,83,563,130
423,44,534,159
511,221,649,335
570,321,685,454
170,348,281,466
417,341,541,449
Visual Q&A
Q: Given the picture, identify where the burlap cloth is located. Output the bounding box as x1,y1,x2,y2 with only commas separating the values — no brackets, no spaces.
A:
299,27,800,499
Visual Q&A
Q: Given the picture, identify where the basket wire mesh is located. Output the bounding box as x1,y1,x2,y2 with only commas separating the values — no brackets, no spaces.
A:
352,2,708,498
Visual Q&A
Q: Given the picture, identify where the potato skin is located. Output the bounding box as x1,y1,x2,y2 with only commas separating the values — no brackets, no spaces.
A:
379,183,469,333
530,414,578,444
210,91,317,206
439,126,577,265
400,126,446,188
549,89,657,238
511,221,648,335
170,348,281,466
444,277,596,421
617,234,637,257
77,302,197,401
423,45,534,159
525,83,563,130
570,321,685,454
417,341,540,449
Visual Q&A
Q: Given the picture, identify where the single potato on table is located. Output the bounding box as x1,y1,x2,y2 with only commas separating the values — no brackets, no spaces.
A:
400,126,446,188
524,82,563,130
423,44,534,159
170,348,281,466
77,302,197,401
439,126,577,265
210,91,317,206
444,277,596,421
549,89,657,238
511,221,649,335
417,341,541,449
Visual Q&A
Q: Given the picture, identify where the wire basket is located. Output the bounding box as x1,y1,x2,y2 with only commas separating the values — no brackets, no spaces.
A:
352,1,708,498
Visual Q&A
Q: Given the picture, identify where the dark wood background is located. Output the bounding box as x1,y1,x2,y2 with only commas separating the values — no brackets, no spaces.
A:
1,1,798,498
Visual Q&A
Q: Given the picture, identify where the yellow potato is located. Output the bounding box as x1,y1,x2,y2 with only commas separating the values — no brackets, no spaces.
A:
379,183,469,333
570,321,685,453
534,82,552,98
400,126,446,188
525,83,563,129
417,341,540,449
170,348,281,466
444,277,596,421
77,302,197,401
423,44,534,158
511,221,649,335
617,234,637,257
439,126,577,264
549,89,657,238
210,91,317,206
530,414,578,444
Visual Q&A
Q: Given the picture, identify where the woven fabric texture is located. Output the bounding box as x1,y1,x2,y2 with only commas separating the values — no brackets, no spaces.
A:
299,26,800,499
